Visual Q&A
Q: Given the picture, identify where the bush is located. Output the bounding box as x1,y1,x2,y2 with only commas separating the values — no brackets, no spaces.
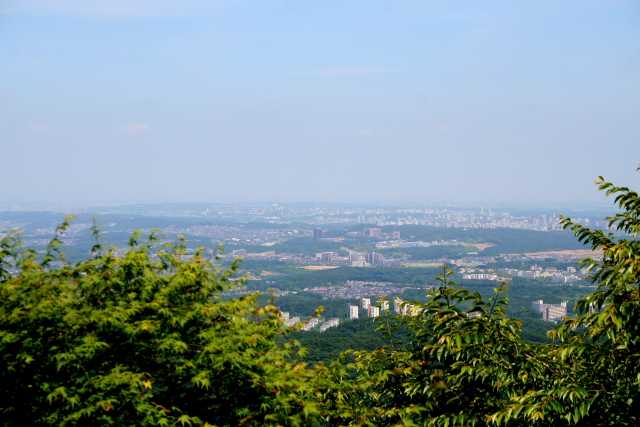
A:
0,219,324,426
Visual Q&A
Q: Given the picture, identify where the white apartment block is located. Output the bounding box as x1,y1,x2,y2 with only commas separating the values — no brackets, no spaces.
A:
532,300,567,321
394,297,403,314
348,305,359,319
300,317,320,331
285,316,301,327
320,318,340,332
463,273,498,280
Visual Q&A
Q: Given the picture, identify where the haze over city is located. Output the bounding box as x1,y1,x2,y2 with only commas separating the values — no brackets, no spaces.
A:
1,0,639,205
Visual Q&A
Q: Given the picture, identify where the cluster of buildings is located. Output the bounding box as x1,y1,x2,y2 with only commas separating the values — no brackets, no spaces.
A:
459,266,587,284
348,296,428,319
279,312,340,332
355,210,612,232
500,265,587,283
348,297,388,319
161,224,310,246
314,250,387,267
375,238,461,249
304,281,410,299
119,203,607,234
461,272,511,281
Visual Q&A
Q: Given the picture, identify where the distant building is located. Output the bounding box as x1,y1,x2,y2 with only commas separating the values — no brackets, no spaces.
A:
348,305,359,319
368,306,380,318
349,252,367,263
313,228,323,240
364,228,382,237
366,252,385,265
232,249,247,256
532,300,567,321
394,297,403,314
392,231,401,239
320,318,340,332
463,273,499,280
521,271,539,278
321,252,338,263
381,301,390,311
360,297,371,309
285,316,301,327
552,275,580,284
300,318,320,331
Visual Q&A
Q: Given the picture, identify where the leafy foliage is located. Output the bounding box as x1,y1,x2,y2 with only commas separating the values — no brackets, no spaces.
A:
506,175,640,425
0,219,334,426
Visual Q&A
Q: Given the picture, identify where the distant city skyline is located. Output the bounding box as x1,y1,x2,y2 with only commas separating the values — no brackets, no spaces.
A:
1,1,638,204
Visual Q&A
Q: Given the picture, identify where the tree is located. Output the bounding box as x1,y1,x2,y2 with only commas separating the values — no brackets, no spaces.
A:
0,218,330,426
502,174,640,425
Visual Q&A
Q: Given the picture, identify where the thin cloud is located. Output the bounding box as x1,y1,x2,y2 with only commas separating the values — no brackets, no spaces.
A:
116,124,153,134
27,122,50,133
358,130,373,137
292,68,401,77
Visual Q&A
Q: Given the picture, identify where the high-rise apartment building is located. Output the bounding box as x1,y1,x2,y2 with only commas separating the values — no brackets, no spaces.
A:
394,297,403,314
321,252,338,263
348,305,359,319
366,252,385,265
532,300,567,321
363,228,382,237
320,318,340,332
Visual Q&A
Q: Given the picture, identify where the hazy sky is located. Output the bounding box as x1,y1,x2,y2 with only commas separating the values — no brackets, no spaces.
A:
1,0,639,205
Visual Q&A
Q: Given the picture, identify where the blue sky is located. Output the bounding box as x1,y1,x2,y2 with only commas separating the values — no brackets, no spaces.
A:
1,0,639,205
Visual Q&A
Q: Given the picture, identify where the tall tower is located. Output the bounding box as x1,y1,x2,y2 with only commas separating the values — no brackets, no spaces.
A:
313,228,323,240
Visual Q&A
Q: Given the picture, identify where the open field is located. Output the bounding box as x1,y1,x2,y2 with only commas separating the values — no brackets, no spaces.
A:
463,243,495,251
451,262,484,267
260,270,281,276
